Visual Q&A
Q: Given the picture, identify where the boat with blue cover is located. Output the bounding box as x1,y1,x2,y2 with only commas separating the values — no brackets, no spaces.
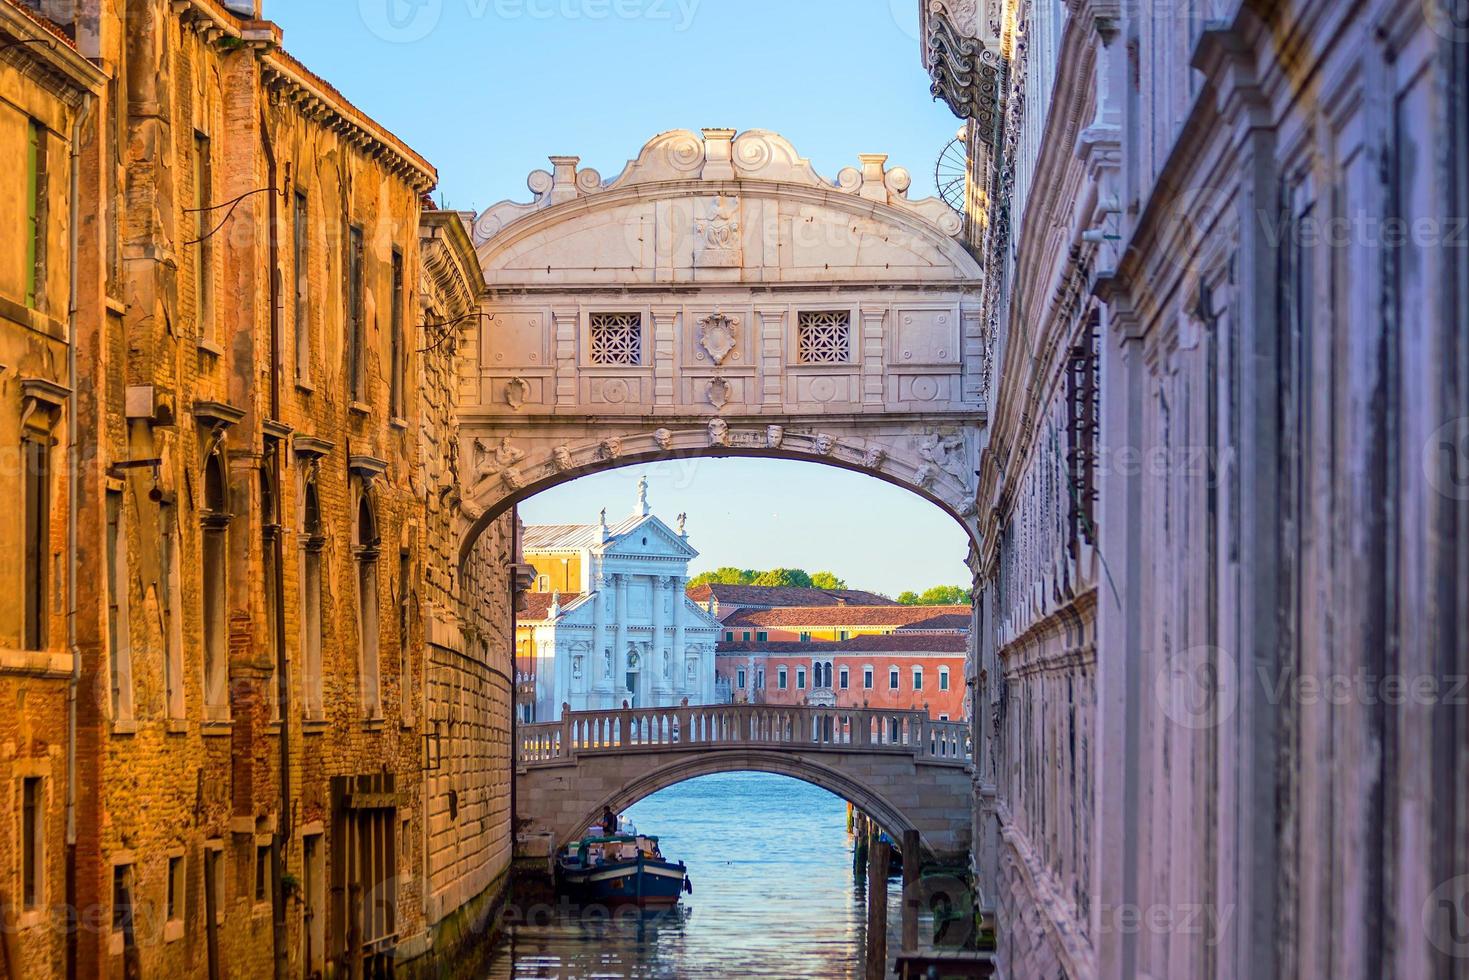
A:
555,831,692,908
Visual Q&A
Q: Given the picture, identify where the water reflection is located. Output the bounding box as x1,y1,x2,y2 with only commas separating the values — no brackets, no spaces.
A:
486,772,903,979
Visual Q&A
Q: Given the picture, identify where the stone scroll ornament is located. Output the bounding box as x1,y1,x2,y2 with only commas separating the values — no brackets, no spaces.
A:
697,312,739,365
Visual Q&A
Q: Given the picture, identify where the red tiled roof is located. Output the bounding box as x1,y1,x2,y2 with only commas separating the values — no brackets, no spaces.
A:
684,583,897,608
720,605,971,629
519,592,583,621
895,613,973,632
716,634,968,655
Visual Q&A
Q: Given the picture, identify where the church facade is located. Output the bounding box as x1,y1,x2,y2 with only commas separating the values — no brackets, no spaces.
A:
517,481,721,719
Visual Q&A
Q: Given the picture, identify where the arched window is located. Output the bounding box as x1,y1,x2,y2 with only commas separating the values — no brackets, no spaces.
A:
301,481,325,719
201,448,230,717
355,491,381,718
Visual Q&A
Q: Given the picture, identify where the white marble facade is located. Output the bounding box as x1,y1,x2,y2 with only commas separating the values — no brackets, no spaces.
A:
520,480,720,719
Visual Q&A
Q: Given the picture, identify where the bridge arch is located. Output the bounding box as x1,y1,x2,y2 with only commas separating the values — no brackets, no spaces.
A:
455,128,988,559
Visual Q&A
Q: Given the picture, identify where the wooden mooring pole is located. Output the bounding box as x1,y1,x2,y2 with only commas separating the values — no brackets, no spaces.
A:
901,828,921,953
865,838,891,980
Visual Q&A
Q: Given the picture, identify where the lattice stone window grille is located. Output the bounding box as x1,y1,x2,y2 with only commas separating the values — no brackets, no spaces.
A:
588,312,642,366
797,310,851,364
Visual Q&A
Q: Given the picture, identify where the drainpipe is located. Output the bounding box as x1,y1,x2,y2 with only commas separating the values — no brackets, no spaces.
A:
64,89,95,980
260,109,290,980
509,512,520,847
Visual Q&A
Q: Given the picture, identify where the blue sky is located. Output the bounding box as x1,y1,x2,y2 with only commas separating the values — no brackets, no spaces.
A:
266,0,971,596
268,0,962,209
517,460,971,598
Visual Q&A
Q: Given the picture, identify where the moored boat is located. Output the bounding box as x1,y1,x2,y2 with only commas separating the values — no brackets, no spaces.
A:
555,833,691,908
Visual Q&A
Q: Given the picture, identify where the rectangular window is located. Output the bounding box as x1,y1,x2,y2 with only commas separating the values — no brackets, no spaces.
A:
192,132,213,340
939,667,950,691
725,631,734,642
863,667,873,690
939,713,949,721
255,844,270,902
796,668,807,690
1066,315,1101,548
889,667,900,690
304,522,325,719
293,190,310,380
389,249,405,418
839,630,850,641
797,310,851,364
799,631,811,643
398,549,412,722
756,669,765,690
25,118,48,309
736,668,746,688
202,519,228,713
22,777,41,909
742,631,751,642
347,225,365,400
756,631,768,643
166,856,184,923
112,863,133,935
777,667,787,690
23,437,49,650
161,503,184,719
913,667,923,691
588,312,642,365
106,490,133,721
839,667,849,690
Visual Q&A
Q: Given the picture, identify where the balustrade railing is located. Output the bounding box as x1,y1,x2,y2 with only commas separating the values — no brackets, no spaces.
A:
517,704,972,766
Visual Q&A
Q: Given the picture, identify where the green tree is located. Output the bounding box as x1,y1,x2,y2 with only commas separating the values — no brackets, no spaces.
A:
688,567,757,588
898,585,971,605
810,571,847,590
751,567,813,588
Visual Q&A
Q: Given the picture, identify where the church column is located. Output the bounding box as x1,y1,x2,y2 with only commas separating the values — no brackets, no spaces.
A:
613,574,629,703
672,575,688,700
652,576,668,701
593,574,610,699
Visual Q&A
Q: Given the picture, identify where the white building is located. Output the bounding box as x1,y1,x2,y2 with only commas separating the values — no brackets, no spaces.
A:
517,480,720,719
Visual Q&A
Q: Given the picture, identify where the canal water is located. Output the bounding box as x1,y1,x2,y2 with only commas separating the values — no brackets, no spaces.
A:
485,771,905,978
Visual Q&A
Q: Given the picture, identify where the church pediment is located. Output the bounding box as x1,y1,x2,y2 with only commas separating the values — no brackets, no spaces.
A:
604,514,697,561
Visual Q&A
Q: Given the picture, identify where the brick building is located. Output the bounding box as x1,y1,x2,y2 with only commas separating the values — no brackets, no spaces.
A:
0,2,516,978
718,634,968,720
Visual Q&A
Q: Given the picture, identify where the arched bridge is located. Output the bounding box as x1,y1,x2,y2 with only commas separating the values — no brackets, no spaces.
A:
455,128,987,555
515,703,974,862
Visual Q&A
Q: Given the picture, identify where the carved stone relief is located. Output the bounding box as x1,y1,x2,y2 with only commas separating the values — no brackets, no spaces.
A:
697,312,739,364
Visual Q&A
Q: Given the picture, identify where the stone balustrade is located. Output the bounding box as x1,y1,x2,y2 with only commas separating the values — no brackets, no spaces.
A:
517,703,972,766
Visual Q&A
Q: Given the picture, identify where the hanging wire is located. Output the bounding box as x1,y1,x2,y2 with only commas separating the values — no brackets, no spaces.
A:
183,186,283,246
0,37,58,55
418,311,494,354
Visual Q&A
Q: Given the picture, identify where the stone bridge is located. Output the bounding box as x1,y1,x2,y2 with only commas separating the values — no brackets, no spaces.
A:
455,128,987,556
515,703,974,862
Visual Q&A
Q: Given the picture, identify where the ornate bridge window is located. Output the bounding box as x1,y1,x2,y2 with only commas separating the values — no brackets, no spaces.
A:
588,312,642,365
797,310,851,364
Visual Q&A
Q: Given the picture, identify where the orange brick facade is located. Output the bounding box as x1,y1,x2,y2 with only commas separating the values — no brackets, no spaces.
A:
0,3,515,978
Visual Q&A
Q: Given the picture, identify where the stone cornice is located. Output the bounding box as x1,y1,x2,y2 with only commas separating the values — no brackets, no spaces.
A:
420,211,484,314
261,51,437,193
0,1,105,101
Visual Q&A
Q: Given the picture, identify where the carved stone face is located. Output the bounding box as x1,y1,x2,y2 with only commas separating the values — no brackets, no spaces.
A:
599,437,622,460
552,445,573,472
653,427,674,450
864,446,886,469
815,433,835,456
766,424,784,449
708,418,730,446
